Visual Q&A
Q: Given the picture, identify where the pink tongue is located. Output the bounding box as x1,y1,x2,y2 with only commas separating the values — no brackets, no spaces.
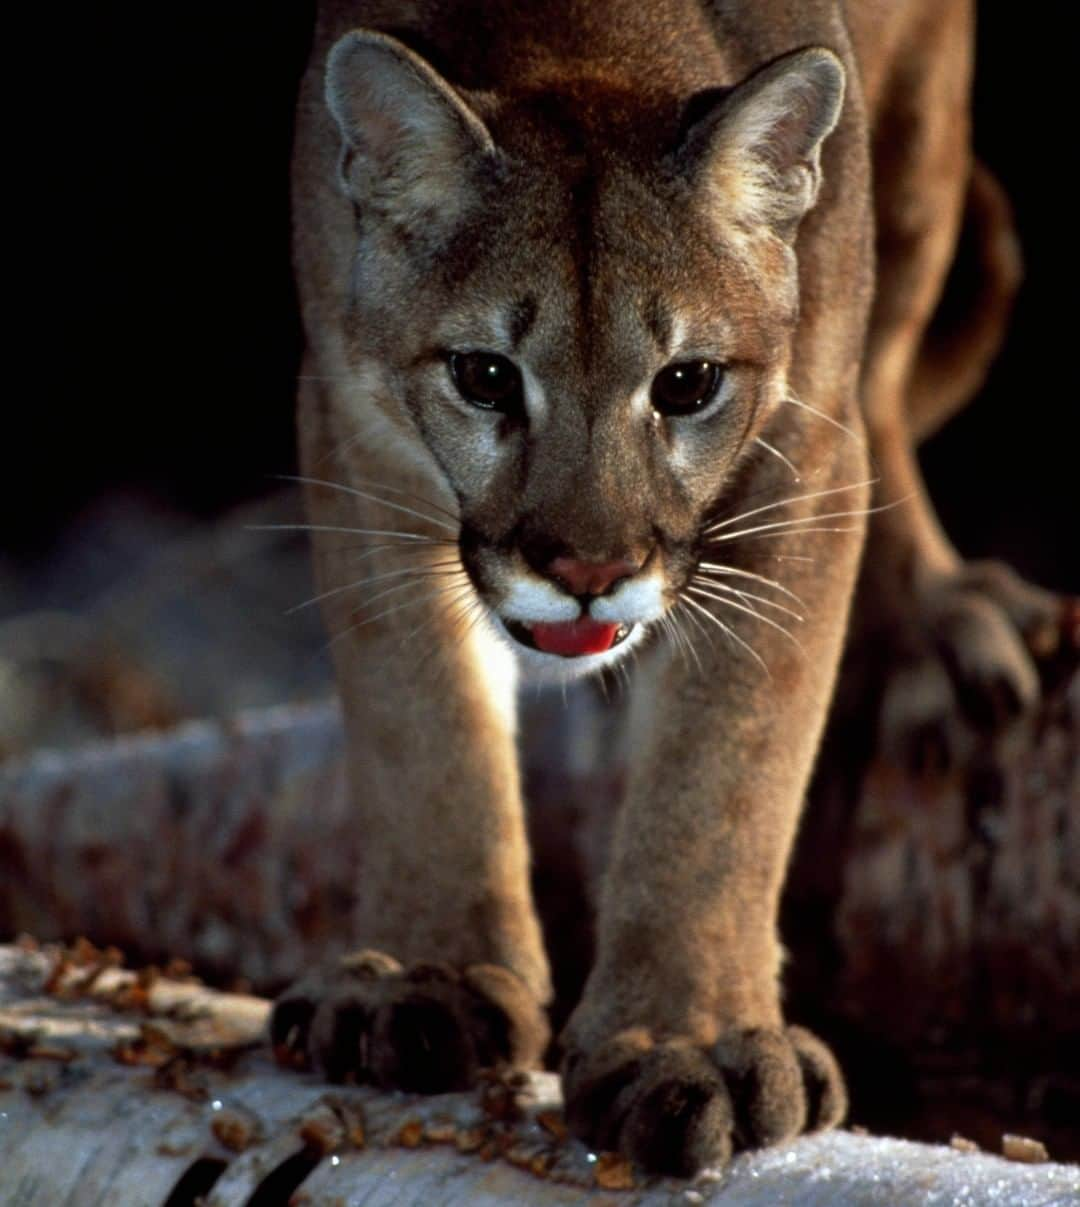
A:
530,619,619,657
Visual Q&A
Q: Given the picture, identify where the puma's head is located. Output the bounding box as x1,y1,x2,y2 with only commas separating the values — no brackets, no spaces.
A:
324,30,843,678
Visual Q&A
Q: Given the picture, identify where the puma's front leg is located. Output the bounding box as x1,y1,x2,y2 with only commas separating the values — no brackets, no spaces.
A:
272,452,551,1090
562,483,866,1176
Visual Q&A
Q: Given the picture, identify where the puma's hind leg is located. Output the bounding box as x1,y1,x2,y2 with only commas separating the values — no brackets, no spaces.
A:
854,3,1077,771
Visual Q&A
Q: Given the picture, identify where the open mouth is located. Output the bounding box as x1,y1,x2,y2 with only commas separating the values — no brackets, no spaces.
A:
504,618,634,657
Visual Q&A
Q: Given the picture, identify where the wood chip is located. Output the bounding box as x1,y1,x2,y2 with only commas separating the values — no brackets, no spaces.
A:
396,1120,424,1149
1002,1133,1049,1164
155,1141,194,1158
529,1152,554,1178
480,1080,521,1123
164,957,195,982
211,1110,259,1153
506,1142,538,1169
21,1070,56,1097
25,1045,76,1063
536,1110,569,1141
272,1042,309,1071
950,1134,979,1153
151,1056,209,1101
71,937,101,967
594,1152,636,1190
423,1121,457,1144
298,1108,345,1155
454,1127,487,1153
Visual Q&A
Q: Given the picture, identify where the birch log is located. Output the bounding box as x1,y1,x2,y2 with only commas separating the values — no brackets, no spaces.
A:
1,944,1076,1206
0,667,1077,1158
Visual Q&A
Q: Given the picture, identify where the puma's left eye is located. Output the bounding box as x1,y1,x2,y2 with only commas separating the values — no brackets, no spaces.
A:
650,360,724,416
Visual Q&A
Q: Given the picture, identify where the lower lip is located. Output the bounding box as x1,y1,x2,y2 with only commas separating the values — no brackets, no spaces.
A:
505,618,633,657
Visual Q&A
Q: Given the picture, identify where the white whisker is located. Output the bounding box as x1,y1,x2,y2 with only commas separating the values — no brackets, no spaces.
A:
696,563,805,606
402,583,478,647
272,474,458,533
666,609,704,674
726,526,862,541
691,578,803,623
248,523,455,543
286,561,463,615
754,437,801,481
316,429,367,467
330,540,462,560
705,478,877,535
317,542,443,565
681,594,770,677
708,498,905,543
323,580,471,655
687,585,804,654
657,612,686,668
276,472,460,524
677,598,716,656
784,394,865,446
345,573,462,616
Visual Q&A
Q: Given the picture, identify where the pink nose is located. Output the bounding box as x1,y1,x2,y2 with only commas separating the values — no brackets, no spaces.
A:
547,556,640,598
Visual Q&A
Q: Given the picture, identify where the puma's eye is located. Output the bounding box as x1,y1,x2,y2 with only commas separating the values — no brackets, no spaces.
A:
650,360,724,416
449,351,524,414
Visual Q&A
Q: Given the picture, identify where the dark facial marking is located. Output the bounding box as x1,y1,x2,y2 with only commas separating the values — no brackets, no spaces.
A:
507,296,538,349
568,167,600,363
644,295,674,355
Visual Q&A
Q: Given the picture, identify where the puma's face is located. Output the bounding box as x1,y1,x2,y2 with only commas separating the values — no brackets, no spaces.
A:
350,174,796,678
326,34,843,677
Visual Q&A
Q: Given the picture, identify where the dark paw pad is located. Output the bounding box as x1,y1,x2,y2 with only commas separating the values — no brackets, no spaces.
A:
270,951,548,1093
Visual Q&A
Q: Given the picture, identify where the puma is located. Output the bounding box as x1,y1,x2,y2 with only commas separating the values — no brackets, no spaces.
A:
272,0,1073,1176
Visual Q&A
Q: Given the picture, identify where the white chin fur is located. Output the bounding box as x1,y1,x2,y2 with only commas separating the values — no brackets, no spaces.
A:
487,613,650,684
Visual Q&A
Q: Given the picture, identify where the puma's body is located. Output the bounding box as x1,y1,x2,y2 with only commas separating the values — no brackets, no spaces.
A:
275,0,1064,1174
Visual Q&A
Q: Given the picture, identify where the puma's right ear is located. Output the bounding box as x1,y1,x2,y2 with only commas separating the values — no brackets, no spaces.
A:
325,30,496,231
679,48,845,239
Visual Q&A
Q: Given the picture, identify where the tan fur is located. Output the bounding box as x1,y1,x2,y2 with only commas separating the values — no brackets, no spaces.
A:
273,0,1064,1175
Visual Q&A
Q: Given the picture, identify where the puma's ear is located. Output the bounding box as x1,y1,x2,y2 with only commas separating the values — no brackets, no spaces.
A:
679,48,845,239
325,30,496,231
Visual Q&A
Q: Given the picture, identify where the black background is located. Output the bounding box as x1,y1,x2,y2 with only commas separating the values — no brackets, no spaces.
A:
10,2,1076,592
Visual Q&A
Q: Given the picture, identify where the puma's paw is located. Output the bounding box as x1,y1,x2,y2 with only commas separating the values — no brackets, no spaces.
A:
876,560,1079,772
562,1025,845,1178
270,949,549,1092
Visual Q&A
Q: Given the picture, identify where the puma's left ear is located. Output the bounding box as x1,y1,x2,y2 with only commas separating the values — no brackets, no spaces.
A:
679,48,845,239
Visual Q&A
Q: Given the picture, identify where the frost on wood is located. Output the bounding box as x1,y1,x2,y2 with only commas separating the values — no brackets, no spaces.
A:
1,945,1077,1207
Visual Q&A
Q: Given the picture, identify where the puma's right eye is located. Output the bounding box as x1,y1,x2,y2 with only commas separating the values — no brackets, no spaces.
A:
650,360,724,417
449,352,524,414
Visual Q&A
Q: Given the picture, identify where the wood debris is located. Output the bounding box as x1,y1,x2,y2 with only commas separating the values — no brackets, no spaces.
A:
1001,1133,1050,1163
593,1151,637,1190
949,1134,980,1153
